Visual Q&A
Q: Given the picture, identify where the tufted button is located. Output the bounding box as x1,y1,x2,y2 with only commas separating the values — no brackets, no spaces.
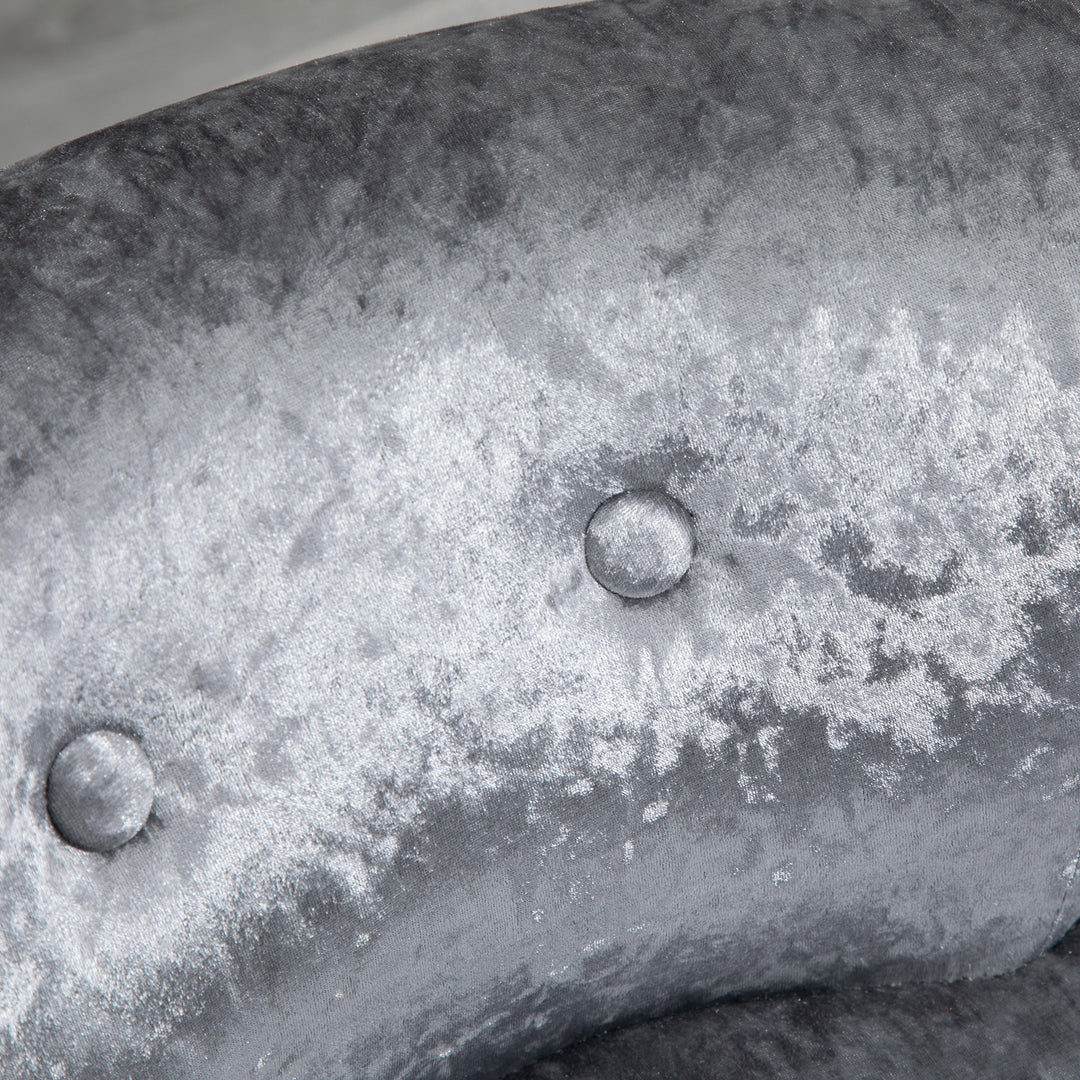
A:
584,489,695,598
47,731,155,852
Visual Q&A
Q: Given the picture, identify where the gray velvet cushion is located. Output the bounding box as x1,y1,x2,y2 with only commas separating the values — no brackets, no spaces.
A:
514,920,1080,1080
3,0,1080,1077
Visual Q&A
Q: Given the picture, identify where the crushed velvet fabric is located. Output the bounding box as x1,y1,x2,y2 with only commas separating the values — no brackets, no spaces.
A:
4,0,1080,1077
513,917,1080,1080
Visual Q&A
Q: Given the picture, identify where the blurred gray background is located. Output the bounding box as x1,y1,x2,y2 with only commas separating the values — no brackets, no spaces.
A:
0,0,556,169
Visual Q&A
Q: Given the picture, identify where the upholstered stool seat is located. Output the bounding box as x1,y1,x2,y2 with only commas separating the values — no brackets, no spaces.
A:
4,0,1080,1077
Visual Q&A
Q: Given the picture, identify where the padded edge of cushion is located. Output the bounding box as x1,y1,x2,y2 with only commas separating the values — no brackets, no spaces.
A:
511,917,1080,1080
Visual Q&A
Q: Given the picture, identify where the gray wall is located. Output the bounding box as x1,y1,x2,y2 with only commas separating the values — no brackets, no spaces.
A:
0,0,561,169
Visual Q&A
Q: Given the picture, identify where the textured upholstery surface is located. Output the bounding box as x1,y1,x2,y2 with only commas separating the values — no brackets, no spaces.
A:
513,918,1080,1080
4,0,1080,1077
